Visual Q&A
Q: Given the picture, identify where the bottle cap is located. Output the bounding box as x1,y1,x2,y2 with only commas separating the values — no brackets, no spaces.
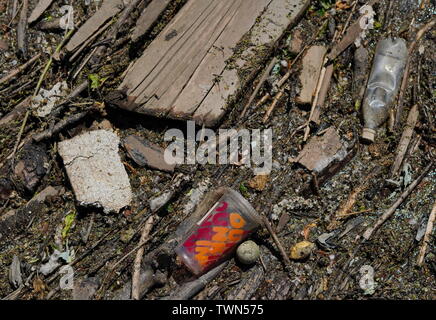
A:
361,128,376,143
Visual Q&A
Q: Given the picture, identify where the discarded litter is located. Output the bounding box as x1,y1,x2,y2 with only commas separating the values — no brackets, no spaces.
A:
361,38,408,142
175,189,261,275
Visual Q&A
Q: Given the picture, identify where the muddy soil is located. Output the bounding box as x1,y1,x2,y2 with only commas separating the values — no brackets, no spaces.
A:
0,0,435,300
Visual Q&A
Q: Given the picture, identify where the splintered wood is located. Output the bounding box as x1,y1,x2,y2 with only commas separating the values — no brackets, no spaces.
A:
116,0,310,126
65,0,124,52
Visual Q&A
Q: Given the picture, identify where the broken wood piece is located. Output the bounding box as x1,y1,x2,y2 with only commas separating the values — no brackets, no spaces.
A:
362,161,434,241
311,63,334,125
353,46,369,102
416,201,436,267
328,19,362,61
0,97,31,126
132,215,154,300
17,0,29,56
263,89,284,123
28,0,54,24
390,105,419,177
58,130,132,213
123,135,175,173
296,45,326,105
261,215,292,271
131,0,171,41
65,0,124,52
241,57,277,119
0,53,41,86
164,262,228,300
116,0,310,127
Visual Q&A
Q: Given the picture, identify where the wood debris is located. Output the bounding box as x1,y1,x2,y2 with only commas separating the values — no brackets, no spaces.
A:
28,0,54,24
65,0,124,52
390,105,419,177
123,135,175,173
115,0,310,126
296,45,327,105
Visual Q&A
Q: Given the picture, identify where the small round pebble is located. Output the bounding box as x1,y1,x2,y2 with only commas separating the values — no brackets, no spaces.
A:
289,241,315,260
236,240,260,265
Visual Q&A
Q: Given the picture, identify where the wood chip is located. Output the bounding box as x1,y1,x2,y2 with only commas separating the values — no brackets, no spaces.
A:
123,135,175,173
65,0,124,52
28,0,54,24
296,45,327,105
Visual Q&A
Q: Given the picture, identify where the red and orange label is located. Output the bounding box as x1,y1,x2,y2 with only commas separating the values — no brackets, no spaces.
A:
181,201,249,270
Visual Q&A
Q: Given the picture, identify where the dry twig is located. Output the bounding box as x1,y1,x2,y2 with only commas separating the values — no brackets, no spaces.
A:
363,162,434,240
132,215,154,300
417,202,436,266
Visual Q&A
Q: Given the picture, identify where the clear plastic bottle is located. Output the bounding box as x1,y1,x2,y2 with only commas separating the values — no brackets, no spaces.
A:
361,38,408,142
175,189,262,275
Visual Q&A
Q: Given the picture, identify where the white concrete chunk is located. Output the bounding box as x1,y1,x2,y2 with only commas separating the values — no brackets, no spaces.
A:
58,130,132,213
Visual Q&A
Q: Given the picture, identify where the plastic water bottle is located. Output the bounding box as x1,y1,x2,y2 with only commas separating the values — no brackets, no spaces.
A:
361,38,408,143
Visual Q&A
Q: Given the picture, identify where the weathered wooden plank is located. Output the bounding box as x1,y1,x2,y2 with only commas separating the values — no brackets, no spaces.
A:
119,0,214,96
28,0,54,24
134,0,242,115
65,0,124,52
193,0,310,126
131,0,233,103
116,0,309,126
131,0,171,42
168,0,269,119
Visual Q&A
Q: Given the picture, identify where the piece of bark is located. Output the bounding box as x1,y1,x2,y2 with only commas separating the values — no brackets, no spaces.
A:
28,0,54,24
353,46,369,101
65,0,124,52
17,0,29,56
164,262,228,300
328,20,363,61
296,45,327,105
123,135,175,173
131,0,171,41
390,105,419,177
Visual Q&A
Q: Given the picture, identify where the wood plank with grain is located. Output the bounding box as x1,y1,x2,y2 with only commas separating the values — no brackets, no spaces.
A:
65,0,124,52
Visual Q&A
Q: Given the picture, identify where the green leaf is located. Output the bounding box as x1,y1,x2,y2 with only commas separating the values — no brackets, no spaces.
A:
89,73,100,90
62,211,76,239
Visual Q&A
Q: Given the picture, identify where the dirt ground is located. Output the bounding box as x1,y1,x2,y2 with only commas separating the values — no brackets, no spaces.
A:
0,0,435,300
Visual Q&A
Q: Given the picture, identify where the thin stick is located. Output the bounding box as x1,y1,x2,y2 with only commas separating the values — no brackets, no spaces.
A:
0,53,41,85
362,162,434,240
416,201,436,266
34,28,75,96
262,89,284,123
17,0,29,55
241,57,277,118
395,18,435,127
132,215,154,300
390,104,419,177
261,216,291,270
